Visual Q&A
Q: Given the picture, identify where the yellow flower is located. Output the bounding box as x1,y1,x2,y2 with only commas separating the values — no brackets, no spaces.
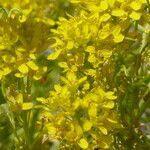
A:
130,1,142,11
18,64,29,74
129,11,142,20
8,93,33,111
78,138,89,149
111,9,126,17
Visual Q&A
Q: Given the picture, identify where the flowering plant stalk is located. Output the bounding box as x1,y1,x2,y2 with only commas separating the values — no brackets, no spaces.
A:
0,0,149,149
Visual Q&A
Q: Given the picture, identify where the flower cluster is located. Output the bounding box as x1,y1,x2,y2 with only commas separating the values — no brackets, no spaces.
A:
0,0,73,81
37,71,120,149
0,0,149,149
42,0,149,149
48,0,149,80
0,5,54,80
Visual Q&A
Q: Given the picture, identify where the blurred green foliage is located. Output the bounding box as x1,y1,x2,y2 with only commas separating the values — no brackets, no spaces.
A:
0,0,150,149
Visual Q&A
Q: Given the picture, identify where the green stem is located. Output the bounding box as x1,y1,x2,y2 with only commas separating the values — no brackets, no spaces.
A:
125,37,137,42
0,7,8,14
146,0,150,12
1,79,6,99
26,76,32,131
7,110,22,145
19,76,32,149
22,112,31,150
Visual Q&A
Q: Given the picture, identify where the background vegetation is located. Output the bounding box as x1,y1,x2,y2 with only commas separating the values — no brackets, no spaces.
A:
0,0,149,149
